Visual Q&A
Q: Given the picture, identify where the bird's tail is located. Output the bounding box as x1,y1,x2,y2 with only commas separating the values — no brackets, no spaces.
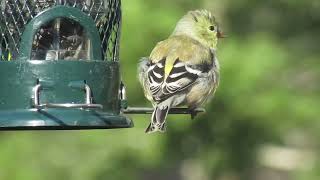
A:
145,105,170,134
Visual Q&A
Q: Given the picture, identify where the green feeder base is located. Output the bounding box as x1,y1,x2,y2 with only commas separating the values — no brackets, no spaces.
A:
0,109,133,130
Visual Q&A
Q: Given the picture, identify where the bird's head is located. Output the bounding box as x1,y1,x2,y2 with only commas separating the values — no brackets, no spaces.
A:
172,10,224,49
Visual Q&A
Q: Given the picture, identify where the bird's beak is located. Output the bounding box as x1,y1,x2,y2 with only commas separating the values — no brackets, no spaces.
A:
217,30,226,38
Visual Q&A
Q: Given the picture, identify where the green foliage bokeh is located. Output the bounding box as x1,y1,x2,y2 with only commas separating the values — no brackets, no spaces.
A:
0,0,319,180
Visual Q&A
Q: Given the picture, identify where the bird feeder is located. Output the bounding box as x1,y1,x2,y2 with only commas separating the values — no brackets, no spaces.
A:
0,0,134,130
0,0,204,130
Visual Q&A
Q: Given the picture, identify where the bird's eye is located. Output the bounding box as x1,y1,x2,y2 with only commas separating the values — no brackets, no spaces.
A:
209,26,215,31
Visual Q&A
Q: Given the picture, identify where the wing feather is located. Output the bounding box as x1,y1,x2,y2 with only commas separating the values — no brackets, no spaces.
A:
144,35,217,103
147,58,214,102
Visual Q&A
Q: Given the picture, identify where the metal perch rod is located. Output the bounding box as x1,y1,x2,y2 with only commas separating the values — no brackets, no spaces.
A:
122,107,205,115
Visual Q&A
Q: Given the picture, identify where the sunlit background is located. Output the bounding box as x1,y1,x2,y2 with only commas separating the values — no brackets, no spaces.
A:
1,0,320,179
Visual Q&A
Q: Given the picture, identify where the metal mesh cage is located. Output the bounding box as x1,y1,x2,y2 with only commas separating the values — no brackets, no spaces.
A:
0,0,121,61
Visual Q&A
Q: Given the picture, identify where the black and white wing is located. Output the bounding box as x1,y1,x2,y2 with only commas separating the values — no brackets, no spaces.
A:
147,58,214,102
147,59,166,97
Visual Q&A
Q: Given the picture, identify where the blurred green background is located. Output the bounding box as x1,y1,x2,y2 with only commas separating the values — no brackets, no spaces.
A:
1,0,320,179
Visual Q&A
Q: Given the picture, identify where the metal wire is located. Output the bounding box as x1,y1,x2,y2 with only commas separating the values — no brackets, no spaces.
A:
0,0,121,61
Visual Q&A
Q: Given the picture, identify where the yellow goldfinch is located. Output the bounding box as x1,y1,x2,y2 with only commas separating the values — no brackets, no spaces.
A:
138,10,224,133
